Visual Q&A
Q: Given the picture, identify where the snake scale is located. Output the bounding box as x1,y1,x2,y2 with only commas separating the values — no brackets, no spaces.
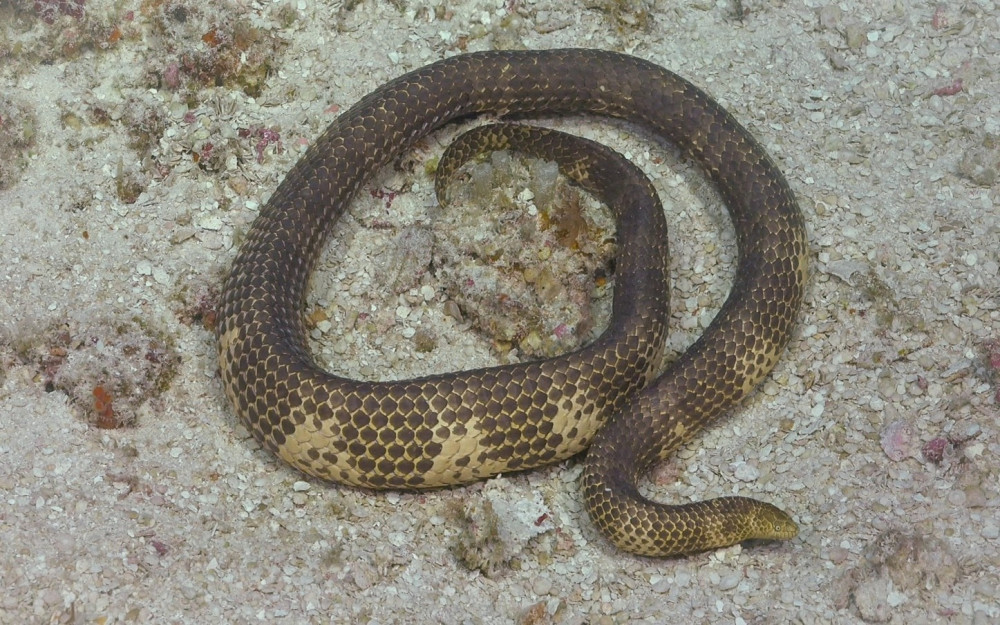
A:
216,49,808,557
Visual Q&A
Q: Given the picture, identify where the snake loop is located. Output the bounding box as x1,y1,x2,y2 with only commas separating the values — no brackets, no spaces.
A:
217,49,808,556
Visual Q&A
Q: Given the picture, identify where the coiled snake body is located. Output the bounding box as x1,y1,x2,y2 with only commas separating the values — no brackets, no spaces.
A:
217,49,808,557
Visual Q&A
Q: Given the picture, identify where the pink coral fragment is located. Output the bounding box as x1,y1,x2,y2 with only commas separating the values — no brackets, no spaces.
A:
34,0,85,24
880,419,918,461
921,437,951,464
932,79,963,97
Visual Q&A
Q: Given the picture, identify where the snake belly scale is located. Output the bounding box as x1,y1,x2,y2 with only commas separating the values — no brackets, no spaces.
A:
216,49,808,557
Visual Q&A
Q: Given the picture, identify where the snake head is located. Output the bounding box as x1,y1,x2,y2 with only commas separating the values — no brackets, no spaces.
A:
748,501,799,541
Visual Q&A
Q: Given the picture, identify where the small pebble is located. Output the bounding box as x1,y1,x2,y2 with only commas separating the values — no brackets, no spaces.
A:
152,267,169,285
887,590,908,607
443,300,463,321
42,589,61,606
719,573,741,591
963,485,987,507
981,523,999,540
650,576,671,593
198,215,223,231
733,462,759,482
532,576,552,595
880,420,918,461
946,490,966,506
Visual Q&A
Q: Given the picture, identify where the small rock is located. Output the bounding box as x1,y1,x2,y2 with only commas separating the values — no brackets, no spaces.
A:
532,576,552,596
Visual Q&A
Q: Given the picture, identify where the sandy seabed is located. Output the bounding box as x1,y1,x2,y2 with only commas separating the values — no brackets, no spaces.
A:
1,1,998,623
